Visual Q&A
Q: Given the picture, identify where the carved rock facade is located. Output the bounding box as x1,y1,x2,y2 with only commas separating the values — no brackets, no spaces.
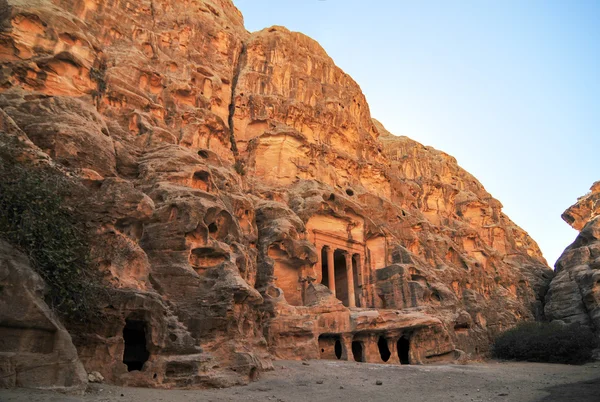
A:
0,0,553,389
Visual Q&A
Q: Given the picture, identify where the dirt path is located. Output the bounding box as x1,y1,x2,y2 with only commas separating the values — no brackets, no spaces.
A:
1,360,599,402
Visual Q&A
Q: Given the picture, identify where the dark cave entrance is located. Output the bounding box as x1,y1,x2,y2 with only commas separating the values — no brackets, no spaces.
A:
397,336,410,364
334,339,342,359
123,319,150,371
377,336,391,362
351,341,364,362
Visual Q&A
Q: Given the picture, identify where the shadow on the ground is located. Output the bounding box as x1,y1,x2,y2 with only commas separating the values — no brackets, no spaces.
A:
538,377,600,402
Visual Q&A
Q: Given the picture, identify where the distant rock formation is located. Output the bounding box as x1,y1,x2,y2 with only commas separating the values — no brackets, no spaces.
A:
0,0,553,389
545,182,600,335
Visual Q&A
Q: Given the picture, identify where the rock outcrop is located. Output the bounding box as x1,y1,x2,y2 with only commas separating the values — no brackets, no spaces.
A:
545,182,600,336
0,0,553,389
0,240,88,392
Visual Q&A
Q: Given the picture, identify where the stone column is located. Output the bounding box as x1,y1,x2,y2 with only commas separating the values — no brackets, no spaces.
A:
326,247,336,296
355,254,362,286
345,252,356,308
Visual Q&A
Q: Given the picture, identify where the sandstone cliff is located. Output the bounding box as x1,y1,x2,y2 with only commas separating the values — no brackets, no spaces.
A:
545,182,600,336
0,0,553,389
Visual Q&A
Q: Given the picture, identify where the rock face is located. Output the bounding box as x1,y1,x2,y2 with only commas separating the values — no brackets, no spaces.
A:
545,182,600,336
0,0,553,389
0,240,88,392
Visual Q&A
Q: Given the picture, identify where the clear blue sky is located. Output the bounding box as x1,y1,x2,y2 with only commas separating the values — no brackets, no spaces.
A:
233,0,600,267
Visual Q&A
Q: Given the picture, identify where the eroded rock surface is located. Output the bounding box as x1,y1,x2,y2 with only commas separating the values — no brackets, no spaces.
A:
0,240,88,392
0,0,553,389
546,182,600,336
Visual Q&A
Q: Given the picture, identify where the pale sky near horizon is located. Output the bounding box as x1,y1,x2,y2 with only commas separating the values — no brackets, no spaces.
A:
233,0,600,267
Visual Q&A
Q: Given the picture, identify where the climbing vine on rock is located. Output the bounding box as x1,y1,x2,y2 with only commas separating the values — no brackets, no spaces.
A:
0,159,102,322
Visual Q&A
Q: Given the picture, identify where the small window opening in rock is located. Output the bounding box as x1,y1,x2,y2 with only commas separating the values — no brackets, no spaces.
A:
169,333,177,342
334,339,342,360
153,373,157,379
193,171,209,182
432,290,442,302
345,188,354,196
321,348,325,353
123,320,150,372
327,193,335,201
351,341,364,362
377,336,391,362
208,222,218,233
198,150,209,158
398,336,410,364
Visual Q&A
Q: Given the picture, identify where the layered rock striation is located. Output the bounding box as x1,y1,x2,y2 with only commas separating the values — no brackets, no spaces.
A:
0,0,553,389
545,182,600,336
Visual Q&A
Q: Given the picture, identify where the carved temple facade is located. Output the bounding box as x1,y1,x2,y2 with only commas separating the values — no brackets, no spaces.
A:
267,212,457,366
273,212,387,308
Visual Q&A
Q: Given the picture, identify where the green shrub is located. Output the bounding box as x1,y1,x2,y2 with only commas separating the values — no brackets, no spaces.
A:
493,321,597,364
0,160,101,321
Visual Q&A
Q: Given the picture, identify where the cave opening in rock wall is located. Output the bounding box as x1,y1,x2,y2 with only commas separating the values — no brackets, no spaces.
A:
123,319,150,372
397,336,410,364
351,340,364,362
335,339,342,359
318,334,343,360
334,250,349,306
377,336,391,362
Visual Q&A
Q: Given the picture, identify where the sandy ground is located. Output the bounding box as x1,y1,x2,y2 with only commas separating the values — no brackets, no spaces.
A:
1,360,599,402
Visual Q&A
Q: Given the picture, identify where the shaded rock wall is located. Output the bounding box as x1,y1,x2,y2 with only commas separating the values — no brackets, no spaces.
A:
0,0,554,389
546,182,600,337
0,240,87,392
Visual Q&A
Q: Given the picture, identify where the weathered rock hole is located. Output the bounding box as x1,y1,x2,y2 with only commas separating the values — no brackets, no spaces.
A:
189,247,227,269
345,188,354,196
377,336,391,362
249,367,259,381
351,341,364,362
454,322,470,333
198,150,209,158
397,337,410,364
169,333,177,342
191,170,210,191
327,193,335,201
208,222,218,234
123,319,150,372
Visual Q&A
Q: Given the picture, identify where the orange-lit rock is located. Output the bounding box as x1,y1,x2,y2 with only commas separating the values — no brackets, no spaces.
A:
0,0,555,390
